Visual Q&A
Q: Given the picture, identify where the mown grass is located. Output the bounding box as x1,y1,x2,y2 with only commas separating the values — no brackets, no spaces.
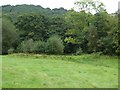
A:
1,54,118,88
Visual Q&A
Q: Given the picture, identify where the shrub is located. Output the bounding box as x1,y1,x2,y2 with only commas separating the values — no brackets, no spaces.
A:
33,41,47,54
75,47,83,55
17,36,64,54
46,35,64,54
17,39,35,53
115,47,120,55
8,48,14,54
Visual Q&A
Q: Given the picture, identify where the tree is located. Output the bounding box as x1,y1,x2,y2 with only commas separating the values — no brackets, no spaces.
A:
74,0,105,13
15,13,49,41
2,4,119,55
33,41,47,54
93,12,109,38
17,39,35,53
46,35,64,54
64,10,91,53
48,16,67,40
0,16,2,54
2,17,18,54
87,24,98,53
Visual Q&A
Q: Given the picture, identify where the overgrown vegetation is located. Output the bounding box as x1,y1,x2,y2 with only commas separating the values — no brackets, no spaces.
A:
17,35,64,54
2,17,18,54
1,0,119,55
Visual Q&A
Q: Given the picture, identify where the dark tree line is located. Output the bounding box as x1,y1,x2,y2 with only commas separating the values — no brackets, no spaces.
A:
1,0,119,55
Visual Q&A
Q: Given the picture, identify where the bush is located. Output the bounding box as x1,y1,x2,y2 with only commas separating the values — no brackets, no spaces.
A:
115,47,120,55
17,39,35,53
46,35,64,54
75,47,83,55
33,41,47,54
17,40,48,54
17,36,64,54
8,48,14,54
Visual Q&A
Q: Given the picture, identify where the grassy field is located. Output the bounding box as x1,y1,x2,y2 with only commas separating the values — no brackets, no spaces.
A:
1,54,118,88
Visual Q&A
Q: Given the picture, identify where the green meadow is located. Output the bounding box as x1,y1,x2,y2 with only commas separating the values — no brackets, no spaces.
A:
1,54,118,88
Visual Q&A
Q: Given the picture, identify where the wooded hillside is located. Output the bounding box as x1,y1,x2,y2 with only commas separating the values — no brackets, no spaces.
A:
1,1,119,55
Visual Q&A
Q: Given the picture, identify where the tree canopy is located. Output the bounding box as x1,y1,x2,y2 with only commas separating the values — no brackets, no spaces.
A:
1,1,119,55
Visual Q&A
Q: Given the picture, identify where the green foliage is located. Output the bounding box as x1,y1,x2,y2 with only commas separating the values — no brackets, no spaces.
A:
97,37,116,55
8,48,14,54
33,41,47,54
17,39,35,53
46,35,64,54
64,11,90,53
17,36,64,55
2,17,18,54
0,16,2,55
17,35,65,54
1,2,118,55
87,24,98,53
65,29,80,44
48,16,67,39
75,48,83,55
15,13,49,41
94,12,109,38
74,0,105,13
2,5,67,23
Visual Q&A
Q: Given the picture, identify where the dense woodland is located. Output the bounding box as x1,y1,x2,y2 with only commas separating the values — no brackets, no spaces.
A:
1,0,120,55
